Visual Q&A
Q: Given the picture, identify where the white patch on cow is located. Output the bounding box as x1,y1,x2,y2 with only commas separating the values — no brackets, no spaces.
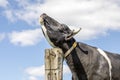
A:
97,48,112,80
41,25,56,47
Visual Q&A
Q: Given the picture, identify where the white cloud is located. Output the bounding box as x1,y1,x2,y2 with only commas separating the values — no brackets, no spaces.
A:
28,76,37,80
3,0,120,40
63,65,71,75
0,33,5,42
8,28,43,46
3,0,41,25
25,65,70,77
4,10,15,22
0,0,9,8
24,64,70,80
25,65,44,77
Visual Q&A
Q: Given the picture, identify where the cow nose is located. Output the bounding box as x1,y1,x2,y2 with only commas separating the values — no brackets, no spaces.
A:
42,13,47,16
40,13,47,18
40,13,47,24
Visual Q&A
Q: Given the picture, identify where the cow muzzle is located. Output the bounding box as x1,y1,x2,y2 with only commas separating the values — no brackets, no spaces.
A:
39,13,47,24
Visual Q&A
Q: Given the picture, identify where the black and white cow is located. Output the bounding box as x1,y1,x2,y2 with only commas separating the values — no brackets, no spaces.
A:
40,13,120,80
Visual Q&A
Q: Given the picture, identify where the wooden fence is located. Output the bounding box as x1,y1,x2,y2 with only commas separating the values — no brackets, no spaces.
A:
45,48,63,80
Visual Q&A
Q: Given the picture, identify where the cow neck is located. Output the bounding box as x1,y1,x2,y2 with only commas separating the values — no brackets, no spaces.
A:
64,41,77,58
64,41,88,80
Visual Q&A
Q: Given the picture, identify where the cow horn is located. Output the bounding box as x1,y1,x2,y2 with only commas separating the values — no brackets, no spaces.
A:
65,28,82,40
72,27,81,35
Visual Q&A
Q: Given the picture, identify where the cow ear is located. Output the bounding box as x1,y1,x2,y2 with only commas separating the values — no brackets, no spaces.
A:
65,28,81,41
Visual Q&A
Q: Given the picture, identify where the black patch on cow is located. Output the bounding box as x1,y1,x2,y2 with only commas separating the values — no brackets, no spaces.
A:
72,49,88,80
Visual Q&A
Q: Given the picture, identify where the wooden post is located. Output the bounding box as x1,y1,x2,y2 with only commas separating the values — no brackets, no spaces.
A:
45,48,63,80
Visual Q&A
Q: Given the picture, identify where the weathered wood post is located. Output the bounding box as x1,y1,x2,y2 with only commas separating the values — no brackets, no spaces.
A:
45,48,63,80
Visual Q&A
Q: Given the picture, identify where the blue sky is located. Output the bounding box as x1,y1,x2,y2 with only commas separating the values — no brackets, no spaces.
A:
0,0,120,80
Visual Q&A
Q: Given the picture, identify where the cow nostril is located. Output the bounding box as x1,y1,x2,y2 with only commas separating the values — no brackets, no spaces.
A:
40,13,47,19
42,13,47,16
40,13,47,18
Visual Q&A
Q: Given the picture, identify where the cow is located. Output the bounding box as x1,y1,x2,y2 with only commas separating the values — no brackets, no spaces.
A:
39,13,120,80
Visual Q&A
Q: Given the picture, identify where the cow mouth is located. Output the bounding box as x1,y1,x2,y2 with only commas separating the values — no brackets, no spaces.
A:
39,13,50,29
40,13,60,31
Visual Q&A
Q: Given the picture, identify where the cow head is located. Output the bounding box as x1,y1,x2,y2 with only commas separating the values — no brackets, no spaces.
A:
40,13,81,51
